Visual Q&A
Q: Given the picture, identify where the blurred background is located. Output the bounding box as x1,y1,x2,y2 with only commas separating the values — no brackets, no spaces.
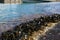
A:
0,0,60,4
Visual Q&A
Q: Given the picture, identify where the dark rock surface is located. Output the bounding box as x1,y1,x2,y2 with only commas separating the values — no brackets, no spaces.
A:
39,22,60,40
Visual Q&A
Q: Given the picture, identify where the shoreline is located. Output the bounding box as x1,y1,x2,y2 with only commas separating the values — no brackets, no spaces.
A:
27,22,59,40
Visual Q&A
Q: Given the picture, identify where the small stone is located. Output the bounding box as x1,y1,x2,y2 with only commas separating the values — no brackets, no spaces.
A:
19,31,21,34
49,33,52,35
43,37,46,40
58,33,60,35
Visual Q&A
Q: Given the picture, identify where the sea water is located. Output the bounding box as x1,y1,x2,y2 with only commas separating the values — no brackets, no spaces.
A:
0,2,60,33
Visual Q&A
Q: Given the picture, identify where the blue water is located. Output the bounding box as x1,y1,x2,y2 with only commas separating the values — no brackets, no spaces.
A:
0,2,60,33
0,2,60,22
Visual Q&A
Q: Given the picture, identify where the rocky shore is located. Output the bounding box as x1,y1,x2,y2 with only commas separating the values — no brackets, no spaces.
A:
0,14,60,40
39,22,60,40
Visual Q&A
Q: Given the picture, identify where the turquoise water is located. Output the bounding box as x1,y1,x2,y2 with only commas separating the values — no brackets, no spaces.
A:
0,2,60,22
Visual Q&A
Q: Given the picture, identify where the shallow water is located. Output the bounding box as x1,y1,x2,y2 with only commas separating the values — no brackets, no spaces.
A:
0,2,60,33
0,2,60,22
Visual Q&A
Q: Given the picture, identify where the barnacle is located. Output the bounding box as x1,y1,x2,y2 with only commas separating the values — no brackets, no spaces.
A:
0,14,60,40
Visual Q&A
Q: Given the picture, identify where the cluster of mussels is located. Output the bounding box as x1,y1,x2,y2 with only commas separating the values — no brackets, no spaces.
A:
0,14,60,40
